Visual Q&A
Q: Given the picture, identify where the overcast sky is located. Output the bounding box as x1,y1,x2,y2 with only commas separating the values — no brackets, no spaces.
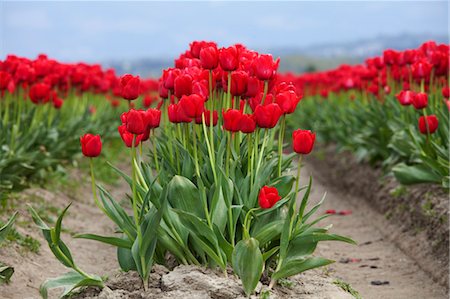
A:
1,1,448,63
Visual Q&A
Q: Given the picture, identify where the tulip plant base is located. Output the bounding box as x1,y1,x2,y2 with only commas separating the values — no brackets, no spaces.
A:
73,265,354,299
308,144,449,289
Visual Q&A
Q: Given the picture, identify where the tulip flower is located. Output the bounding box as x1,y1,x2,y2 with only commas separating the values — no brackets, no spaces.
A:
195,110,218,126
145,108,161,129
254,104,282,128
442,87,449,99
395,90,415,106
0,71,12,91
253,54,279,81
411,92,428,109
200,46,219,70
179,94,205,118
29,83,51,104
168,103,192,123
219,46,239,71
125,109,147,135
258,186,281,209
238,114,256,133
174,73,193,98
418,115,438,134
228,71,248,96
118,125,143,147
223,109,242,132
80,134,102,157
275,90,300,114
162,68,181,91
292,129,316,155
120,74,140,101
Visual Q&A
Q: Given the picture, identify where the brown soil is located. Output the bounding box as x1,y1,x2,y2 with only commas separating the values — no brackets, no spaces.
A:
73,265,353,299
0,167,124,299
302,144,448,298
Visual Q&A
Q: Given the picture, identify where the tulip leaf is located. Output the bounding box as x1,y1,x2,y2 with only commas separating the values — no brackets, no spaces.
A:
0,265,14,284
168,175,204,218
74,233,132,248
232,238,264,296
0,212,18,244
39,271,103,299
393,163,441,185
272,257,334,281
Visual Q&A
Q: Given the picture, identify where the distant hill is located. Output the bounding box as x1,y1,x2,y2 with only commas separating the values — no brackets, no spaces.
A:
106,33,448,76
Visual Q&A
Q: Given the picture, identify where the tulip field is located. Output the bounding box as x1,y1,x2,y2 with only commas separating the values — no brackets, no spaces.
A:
0,40,448,299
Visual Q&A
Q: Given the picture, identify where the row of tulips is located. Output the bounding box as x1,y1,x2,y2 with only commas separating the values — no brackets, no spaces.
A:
31,41,354,298
0,55,159,193
286,41,449,188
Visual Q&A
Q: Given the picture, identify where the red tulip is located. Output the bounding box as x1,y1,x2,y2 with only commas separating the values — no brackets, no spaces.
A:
120,74,140,101
126,109,147,135
442,87,449,99
168,103,192,123
80,134,102,157
253,54,279,81
254,104,282,128
145,108,161,129
219,46,239,71
174,73,193,98
200,46,219,70
222,109,242,132
238,114,256,133
275,90,300,114
383,49,398,66
29,83,51,104
179,94,205,118
229,71,248,96
118,125,143,147
411,92,428,109
395,90,415,106
292,129,315,155
258,186,281,209
0,71,12,91
162,68,181,91
195,110,218,126
411,60,432,80
418,115,438,134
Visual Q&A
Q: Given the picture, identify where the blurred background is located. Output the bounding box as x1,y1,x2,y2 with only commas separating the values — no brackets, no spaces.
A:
1,1,448,76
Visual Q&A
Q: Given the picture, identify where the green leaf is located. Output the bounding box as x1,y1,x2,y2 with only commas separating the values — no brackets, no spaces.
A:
272,257,334,280
117,245,137,272
168,176,204,218
393,163,441,185
39,271,103,299
0,265,14,284
74,233,132,248
0,212,18,244
232,238,264,296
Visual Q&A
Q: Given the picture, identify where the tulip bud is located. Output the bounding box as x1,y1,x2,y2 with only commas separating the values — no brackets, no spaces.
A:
219,46,239,72
411,92,428,109
222,109,242,132
174,73,193,98
80,134,102,157
238,114,256,133
29,83,51,104
275,90,300,114
396,90,415,106
254,104,282,128
292,129,315,155
146,108,161,129
253,54,279,81
126,109,147,135
418,115,438,134
200,46,219,70
120,74,141,101
258,186,281,209
179,94,205,118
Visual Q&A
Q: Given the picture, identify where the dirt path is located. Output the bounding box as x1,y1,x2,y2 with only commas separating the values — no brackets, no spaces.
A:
301,162,448,299
0,170,129,299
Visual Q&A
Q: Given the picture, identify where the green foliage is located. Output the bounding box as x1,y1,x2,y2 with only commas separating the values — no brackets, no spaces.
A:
290,90,449,188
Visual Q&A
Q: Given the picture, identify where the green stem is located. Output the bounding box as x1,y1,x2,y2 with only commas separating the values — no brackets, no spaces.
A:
255,129,269,178
89,158,105,213
277,115,286,177
261,81,269,105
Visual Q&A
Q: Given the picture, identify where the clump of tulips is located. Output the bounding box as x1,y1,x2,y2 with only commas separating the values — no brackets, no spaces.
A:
287,41,449,188
0,54,160,193
33,41,354,298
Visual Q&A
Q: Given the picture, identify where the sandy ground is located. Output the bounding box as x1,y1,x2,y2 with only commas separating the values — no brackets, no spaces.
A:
301,162,448,299
0,162,448,298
